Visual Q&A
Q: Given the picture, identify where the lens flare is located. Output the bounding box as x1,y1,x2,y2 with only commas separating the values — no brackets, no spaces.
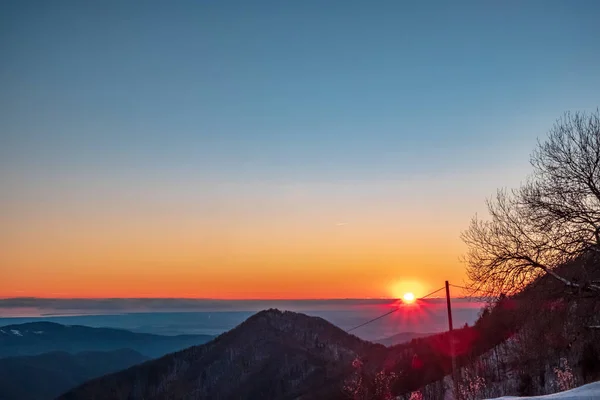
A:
403,292,415,303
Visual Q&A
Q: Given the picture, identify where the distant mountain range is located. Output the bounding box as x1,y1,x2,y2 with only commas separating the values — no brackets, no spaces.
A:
1,306,529,400
55,305,522,400
0,349,148,400
0,317,444,400
58,309,386,400
0,321,213,358
374,331,436,347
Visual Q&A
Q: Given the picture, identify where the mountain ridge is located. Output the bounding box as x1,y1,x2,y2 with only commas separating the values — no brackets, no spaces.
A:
57,309,386,400
0,321,214,358
0,349,148,400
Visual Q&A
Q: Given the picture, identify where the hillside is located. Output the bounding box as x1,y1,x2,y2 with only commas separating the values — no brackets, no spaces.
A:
388,256,600,399
0,321,213,358
53,306,534,400
0,349,148,400
58,309,385,400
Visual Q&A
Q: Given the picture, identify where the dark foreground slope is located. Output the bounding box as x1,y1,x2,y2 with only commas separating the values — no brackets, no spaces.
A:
0,349,148,400
58,309,384,400
0,321,213,358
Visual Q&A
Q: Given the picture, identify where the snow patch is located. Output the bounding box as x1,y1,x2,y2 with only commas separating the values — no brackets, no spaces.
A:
486,381,600,399
10,329,23,336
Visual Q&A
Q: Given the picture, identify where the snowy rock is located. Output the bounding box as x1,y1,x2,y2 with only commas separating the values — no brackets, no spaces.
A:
486,381,600,399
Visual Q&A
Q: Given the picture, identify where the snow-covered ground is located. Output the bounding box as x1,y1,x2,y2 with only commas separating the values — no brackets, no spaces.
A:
485,381,600,399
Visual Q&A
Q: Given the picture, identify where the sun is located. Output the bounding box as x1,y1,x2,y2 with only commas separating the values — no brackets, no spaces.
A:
402,292,416,303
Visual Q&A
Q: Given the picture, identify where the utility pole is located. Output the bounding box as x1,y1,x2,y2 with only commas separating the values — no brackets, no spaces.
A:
446,280,460,400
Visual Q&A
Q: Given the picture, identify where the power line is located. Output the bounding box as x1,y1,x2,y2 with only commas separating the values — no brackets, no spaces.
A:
417,286,447,300
346,308,400,333
346,286,446,333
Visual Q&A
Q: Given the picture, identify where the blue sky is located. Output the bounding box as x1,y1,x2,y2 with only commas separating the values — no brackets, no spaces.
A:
3,1,599,181
1,1,599,298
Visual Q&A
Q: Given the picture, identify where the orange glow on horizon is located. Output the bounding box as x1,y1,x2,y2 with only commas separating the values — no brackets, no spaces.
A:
1,180,470,300
0,260,467,299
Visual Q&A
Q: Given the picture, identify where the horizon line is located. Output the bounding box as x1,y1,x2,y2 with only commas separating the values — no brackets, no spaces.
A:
0,296,481,301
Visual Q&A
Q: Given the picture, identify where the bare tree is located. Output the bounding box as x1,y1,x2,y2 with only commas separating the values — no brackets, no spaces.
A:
462,110,600,297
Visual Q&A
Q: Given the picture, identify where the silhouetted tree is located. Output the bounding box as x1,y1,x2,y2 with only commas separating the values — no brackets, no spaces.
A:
462,110,600,297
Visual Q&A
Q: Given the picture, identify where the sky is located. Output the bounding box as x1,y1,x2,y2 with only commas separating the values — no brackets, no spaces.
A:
1,1,599,299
